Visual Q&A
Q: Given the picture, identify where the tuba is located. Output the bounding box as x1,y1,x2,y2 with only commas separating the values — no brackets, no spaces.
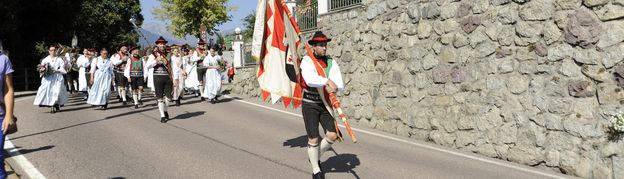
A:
55,44,72,57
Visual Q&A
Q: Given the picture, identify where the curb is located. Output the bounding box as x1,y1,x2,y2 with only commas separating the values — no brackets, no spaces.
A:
14,92,36,99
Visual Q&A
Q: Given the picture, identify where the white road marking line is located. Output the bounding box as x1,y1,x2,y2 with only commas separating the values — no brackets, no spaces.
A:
224,95,570,179
6,95,46,178
4,137,46,179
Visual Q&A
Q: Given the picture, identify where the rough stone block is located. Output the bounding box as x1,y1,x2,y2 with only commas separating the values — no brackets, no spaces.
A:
519,0,555,21
451,67,467,83
461,16,481,33
555,0,581,10
581,65,609,82
583,0,609,7
432,64,452,84
456,3,472,17
496,49,513,59
507,75,529,94
596,20,624,50
568,81,595,97
564,9,602,49
597,83,624,105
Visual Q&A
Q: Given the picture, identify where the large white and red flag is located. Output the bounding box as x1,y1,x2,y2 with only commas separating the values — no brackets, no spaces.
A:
253,0,303,108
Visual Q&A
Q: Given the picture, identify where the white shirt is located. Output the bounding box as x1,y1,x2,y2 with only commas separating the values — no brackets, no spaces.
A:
110,52,127,66
300,56,344,90
76,55,90,68
192,49,207,63
171,55,184,80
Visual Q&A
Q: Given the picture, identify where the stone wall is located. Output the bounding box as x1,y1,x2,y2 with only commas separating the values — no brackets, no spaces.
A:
230,0,624,178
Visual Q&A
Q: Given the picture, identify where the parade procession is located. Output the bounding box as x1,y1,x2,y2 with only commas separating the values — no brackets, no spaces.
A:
33,35,227,123
0,0,610,178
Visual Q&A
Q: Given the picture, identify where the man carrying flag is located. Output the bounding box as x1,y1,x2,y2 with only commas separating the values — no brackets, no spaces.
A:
300,31,344,179
252,1,352,178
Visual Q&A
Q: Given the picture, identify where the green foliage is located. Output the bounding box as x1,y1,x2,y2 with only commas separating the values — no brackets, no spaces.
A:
153,0,232,38
76,0,143,50
242,11,255,41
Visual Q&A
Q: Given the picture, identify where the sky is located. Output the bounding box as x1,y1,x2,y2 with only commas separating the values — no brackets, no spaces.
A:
140,0,257,33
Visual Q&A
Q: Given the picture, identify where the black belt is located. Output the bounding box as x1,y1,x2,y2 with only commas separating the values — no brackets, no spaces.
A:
130,71,143,77
303,92,322,103
154,69,168,73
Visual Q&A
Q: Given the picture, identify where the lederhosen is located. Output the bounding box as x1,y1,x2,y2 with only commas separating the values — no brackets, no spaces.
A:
129,57,144,90
115,52,129,87
302,56,337,139
153,53,173,99
196,49,208,81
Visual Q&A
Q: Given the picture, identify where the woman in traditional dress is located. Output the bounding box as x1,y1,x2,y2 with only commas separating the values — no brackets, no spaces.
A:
202,47,222,104
87,48,114,109
171,47,186,106
33,45,69,113
76,48,92,100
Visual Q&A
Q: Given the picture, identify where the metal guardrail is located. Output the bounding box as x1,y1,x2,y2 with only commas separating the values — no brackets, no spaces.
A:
329,0,362,11
295,5,318,31
12,68,41,91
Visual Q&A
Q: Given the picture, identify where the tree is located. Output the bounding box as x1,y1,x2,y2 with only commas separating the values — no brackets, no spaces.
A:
153,0,232,38
242,11,255,42
75,0,143,50
0,0,143,90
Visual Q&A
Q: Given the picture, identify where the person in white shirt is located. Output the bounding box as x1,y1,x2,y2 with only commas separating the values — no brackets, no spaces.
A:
192,39,208,100
201,47,222,104
124,46,146,109
300,31,344,179
34,45,69,113
146,36,174,123
87,48,114,110
110,45,130,105
76,48,92,100
171,47,186,106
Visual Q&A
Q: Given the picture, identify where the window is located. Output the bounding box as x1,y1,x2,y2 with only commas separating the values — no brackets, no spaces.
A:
294,1,318,31
329,0,362,11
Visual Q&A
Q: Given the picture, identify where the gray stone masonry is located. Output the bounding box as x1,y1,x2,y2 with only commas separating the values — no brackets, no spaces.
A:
229,1,624,178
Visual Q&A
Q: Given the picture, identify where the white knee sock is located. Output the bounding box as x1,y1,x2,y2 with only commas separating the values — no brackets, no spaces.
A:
307,143,321,174
133,93,138,105
199,85,204,96
319,138,334,156
157,100,165,117
121,89,127,101
138,91,142,101
164,98,170,111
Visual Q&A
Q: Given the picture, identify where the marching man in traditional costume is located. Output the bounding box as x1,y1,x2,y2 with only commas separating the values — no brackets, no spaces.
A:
192,39,208,100
87,48,114,109
111,45,130,105
124,46,145,109
146,36,174,123
171,47,186,106
300,31,344,179
76,48,92,100
34,45,70,113
202,47,222,104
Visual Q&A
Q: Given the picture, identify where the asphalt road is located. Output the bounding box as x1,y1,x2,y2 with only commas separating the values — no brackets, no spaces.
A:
6,92,573,179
